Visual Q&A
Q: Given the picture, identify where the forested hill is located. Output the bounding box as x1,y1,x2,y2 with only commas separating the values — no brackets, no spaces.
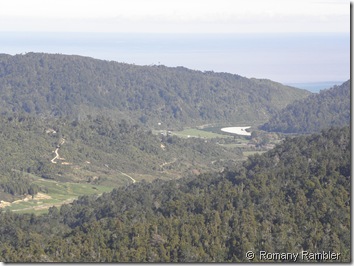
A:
260,80,350,133
0,53,310,127
0,126,350,262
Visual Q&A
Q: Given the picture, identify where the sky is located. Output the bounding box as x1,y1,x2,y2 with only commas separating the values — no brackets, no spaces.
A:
0,0,350,84
0,0,349,33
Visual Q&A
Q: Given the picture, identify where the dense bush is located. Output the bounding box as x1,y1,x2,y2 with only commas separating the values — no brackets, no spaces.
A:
0,53,310,127
260,80,350,133
0,127,349,262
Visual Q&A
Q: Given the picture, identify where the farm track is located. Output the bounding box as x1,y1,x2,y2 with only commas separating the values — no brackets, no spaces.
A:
51,138,66,164
160,158,177,168
11,198,76,212
119,171,136,183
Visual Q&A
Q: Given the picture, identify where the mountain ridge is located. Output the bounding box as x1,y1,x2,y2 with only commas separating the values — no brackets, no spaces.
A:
0,52,311,128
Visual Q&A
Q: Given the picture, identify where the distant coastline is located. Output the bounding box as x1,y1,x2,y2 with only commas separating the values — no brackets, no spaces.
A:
0,32,349,85
285,81,346,93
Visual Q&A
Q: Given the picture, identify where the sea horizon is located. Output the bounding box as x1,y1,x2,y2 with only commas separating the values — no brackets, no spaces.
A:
0,32,349,89
284,81,346,93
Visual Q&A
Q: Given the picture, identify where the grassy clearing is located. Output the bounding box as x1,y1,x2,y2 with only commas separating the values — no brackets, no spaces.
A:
3,168,161,214
171,128,231,139
3,176,113,214
218,143,246,148
243,151,267,157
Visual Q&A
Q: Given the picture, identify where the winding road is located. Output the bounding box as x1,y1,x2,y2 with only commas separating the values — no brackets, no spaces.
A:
51,138,65,164
50,138,136,184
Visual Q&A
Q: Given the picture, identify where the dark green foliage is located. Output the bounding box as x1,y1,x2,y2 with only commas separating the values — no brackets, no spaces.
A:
0,170,39,197
0,53,310,127
0,127,349,262
260,80,350,133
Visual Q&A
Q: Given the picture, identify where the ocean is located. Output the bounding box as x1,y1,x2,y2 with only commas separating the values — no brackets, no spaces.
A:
285,81,346,93
0,32,349,90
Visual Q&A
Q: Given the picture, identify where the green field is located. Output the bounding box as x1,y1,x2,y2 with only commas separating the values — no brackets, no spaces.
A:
2,174,114,214
218,143,247,148
170,128,232,139
243,151,267,157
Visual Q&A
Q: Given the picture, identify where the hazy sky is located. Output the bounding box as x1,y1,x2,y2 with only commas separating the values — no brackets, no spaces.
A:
0,0,349,33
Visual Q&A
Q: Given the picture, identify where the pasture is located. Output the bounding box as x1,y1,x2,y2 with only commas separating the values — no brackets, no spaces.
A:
2,174,113,214
170,128,232,139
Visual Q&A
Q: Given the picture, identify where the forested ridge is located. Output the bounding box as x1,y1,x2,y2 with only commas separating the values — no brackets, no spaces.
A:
260,80,350,133
0,53,310,127
0,126,350,262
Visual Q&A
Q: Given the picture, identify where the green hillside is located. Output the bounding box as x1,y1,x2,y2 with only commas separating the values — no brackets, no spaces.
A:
0,126,349,262
260,80,350,133
0,53,310,128
0,112,243,204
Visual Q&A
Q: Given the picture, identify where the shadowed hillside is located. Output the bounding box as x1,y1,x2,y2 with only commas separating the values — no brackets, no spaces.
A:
260,80,350,133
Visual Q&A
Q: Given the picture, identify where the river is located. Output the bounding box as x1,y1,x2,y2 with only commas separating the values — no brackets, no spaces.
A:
221,126,251,136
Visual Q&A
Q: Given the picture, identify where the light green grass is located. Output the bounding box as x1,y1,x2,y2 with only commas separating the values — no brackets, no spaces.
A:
218,143,246,148
243,151,267,157
171,128,231,139
3,177,113,214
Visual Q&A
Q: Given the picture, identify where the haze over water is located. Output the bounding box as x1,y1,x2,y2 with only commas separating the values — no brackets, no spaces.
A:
1,32,349,92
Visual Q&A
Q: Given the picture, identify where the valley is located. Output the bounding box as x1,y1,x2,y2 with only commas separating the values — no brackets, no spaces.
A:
1,126,349,262
0,117,283,214
0,53,349,262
